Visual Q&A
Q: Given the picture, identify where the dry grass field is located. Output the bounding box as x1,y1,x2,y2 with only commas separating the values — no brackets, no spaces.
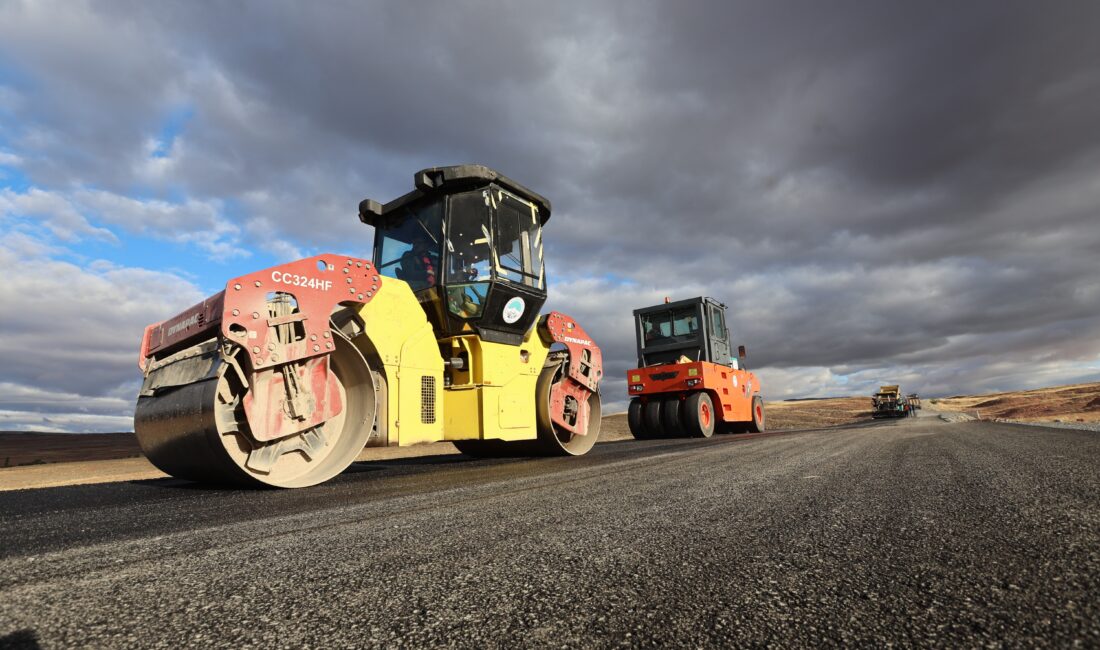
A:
931,381,1100,423
764,397,874,430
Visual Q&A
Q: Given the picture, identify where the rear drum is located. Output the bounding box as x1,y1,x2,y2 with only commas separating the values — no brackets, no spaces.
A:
135,331,376,487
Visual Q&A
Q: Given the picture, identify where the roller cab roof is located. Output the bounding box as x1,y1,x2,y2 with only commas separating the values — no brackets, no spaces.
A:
358,164,552,228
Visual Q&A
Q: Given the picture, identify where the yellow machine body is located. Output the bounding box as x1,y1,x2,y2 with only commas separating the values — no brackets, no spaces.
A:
352,276,551,446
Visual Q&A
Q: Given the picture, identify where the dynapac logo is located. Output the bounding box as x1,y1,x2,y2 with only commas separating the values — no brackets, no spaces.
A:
166,314,201,337
561,336,592,346
650,371,679,381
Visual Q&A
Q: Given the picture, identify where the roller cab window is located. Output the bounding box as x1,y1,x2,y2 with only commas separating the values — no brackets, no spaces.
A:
444,191,492,318
492,188,544,290
641,308,700,346
443,187,545,320
377,200,443,292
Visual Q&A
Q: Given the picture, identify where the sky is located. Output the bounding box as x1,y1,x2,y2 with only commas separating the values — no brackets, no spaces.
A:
1,0,1099,432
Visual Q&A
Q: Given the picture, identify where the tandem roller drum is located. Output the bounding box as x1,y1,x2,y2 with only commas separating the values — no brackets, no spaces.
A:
134,331,376,488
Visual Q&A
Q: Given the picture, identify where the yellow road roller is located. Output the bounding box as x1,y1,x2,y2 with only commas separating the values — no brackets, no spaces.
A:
134,165,603,487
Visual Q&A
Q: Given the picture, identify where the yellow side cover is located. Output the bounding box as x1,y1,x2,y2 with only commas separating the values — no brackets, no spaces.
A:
353,277,552,446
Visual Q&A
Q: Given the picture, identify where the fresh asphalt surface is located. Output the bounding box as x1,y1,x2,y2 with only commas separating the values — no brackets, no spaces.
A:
1,417,1097,648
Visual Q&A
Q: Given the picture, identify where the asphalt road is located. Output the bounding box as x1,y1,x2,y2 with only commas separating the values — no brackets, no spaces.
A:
1,418,1097,648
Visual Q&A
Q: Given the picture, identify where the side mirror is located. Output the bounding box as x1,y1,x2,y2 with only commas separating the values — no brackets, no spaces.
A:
738,345,747,358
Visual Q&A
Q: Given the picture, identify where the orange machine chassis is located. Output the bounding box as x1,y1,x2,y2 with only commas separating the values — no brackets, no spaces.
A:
627,360,762,435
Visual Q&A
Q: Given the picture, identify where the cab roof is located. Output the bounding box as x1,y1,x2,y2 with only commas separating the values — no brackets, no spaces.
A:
358,164,552,228
633,296,727,317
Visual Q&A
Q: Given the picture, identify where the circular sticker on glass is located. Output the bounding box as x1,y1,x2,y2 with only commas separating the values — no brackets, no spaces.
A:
502,296,526,324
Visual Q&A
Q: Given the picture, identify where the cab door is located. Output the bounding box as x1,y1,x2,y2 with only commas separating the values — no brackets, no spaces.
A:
707,303,731,365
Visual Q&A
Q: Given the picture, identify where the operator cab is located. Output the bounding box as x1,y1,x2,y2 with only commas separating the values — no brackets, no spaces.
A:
634,296,741,368
359,165,549,345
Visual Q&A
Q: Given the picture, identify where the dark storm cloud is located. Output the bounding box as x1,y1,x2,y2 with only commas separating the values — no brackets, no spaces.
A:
1,0,1099,428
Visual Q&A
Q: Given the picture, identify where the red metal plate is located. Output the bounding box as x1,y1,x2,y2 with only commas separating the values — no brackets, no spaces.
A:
219,255,380,371
549,377,592,436
242,354,344,442
540,311,602,391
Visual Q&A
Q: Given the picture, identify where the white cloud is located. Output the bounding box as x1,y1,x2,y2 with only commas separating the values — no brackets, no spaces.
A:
0,409,134,433
1,185,249,257
75,188,248,258
0,233,205,431
0,187,116,241
0,150,22,166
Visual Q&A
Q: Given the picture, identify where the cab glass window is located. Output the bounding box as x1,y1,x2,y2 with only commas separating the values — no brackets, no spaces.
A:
641,308,699,346
493,189,544,289
445,192,491,284
376,200,443,292
444,191,492,318
710,307,726,340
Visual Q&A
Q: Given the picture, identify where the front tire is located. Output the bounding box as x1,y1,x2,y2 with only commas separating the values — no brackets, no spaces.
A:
662,397,688,437
684,392,715,438
628,398,650,440
746,396,765,433
643,399,664,438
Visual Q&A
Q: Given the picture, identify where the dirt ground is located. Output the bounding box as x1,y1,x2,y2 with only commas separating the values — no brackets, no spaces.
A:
763,397,874,430
0,432,141,467
930,381,1100,423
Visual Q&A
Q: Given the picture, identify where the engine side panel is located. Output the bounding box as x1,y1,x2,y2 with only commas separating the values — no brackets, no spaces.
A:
441,330,551,442
353,277,445,446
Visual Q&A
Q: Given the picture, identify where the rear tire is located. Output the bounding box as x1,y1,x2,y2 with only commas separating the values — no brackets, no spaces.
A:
643,399,664,438
628,398,650,440
746,396,765,433
662,397,687,437
684,392,715,438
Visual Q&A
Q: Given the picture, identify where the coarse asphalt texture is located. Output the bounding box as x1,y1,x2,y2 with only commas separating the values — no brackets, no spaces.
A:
1,417,1098,648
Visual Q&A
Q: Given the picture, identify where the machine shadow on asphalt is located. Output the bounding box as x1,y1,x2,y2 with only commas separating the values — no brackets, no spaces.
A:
0,628,42,650
126,478,277,492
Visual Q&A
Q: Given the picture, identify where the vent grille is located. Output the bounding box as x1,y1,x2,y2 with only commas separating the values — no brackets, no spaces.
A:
421,376,436,424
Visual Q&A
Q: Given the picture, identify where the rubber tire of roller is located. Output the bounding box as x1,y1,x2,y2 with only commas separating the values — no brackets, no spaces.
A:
661,396,688,437
627,398,650,440
684,391,716,438
747,395,765,433
643,399,664,438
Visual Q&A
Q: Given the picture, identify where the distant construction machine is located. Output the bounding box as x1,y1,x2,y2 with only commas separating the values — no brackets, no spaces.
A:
626,297,763,438
871,385,915,418
133,165,603,488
